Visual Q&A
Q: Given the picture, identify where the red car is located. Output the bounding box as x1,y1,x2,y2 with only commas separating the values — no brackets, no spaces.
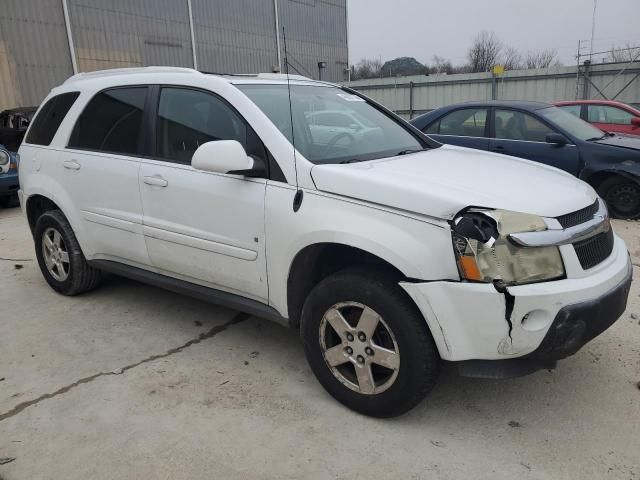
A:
555,100,640,135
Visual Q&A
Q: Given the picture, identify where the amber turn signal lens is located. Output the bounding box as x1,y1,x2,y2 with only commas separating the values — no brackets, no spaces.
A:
457,256,482,281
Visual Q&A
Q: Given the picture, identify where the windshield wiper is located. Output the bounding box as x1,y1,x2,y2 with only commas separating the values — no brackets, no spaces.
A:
397,148,426,155
586,134,607,142
339,158,364,164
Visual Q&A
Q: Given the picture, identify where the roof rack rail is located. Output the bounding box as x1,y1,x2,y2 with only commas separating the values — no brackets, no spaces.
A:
64,66,200,84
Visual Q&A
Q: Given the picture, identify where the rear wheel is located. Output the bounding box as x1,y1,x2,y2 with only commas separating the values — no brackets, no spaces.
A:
598,175,640,219
301,268,440,417
34,210,102,295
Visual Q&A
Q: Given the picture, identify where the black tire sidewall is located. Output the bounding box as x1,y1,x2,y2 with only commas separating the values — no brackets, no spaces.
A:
599,176,640,219
34,211,85,295
301,269,440,417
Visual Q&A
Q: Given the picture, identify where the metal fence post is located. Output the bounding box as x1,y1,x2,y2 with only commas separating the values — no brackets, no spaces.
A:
409,81,414,119
491,73,497,100
582,60,591,99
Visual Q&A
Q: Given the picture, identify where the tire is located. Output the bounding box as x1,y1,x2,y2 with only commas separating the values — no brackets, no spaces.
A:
598,175,640,219
300,267,440,417
34,210,102,295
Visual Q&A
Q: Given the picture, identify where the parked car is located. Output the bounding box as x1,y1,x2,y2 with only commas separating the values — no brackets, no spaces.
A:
555,100,640,136
411,101,640,219
306,109,381,146
18,68,631,417
0,106,36,152
0,144,19,207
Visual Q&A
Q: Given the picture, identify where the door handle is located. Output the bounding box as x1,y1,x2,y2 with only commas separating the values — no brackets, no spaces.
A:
143,175,168,187
63,160,81,170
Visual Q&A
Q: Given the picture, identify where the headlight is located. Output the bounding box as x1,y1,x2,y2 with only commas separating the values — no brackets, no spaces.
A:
451,209,565,286
0,149,9,166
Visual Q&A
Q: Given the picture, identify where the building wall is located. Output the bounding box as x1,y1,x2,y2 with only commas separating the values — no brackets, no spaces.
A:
68,0,194,72
0,0,348,110
0,0,73,110
278,0,349,82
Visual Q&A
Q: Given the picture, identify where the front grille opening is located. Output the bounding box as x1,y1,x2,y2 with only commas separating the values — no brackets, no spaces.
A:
557,200,599,229
573,228,614,270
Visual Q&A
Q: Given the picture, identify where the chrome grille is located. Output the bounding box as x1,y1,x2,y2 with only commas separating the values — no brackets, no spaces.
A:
573,227,614,270
556,200,599,229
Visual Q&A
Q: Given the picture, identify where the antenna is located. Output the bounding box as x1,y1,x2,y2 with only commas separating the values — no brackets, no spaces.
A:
282,26,303,211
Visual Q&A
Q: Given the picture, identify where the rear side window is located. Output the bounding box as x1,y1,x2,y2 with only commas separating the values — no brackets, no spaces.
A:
425,108,487,136
26,92,80,146
69,87,147,155
558,104,582,118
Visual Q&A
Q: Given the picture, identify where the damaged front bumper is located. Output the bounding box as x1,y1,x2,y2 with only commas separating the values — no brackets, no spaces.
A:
400,233,632,368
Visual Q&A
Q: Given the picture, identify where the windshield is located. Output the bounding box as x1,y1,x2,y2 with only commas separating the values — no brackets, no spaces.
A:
538,106,604,141
236,84,425,164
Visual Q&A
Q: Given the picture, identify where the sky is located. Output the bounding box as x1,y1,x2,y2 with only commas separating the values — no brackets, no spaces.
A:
347,0,640,67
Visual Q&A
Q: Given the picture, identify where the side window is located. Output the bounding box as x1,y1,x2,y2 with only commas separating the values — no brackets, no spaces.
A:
25,92,80,146
156,87,249,164
495,109,554,142
558,105,582,118
588,105,634,125
432,108,487,137
69,87,146,155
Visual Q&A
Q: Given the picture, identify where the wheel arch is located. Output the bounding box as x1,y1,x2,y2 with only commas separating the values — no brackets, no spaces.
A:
286,242,409,329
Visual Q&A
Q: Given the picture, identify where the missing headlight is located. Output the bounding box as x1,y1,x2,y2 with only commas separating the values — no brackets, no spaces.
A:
451,209,565,286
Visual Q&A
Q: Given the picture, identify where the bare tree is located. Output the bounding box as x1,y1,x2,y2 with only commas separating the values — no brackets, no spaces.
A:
501,47,522,70
431,55,454,74
524,49,558,69
606,44,640,63
351,58,383,80
467,31,503,72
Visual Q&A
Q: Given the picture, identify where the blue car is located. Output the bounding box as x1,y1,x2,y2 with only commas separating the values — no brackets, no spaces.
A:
0,144,19,207
411,101,640,219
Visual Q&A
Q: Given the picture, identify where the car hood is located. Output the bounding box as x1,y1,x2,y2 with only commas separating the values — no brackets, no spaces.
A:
310,145,597,220
594,132,640,150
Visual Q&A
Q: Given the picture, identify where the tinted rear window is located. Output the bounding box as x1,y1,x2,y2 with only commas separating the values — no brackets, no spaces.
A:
25,92,80,146
68,87,147,155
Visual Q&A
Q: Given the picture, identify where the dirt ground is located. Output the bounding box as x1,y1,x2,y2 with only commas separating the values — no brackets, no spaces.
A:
0,205,639,480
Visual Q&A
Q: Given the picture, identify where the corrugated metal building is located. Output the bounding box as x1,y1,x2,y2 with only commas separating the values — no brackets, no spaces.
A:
0,0,348,110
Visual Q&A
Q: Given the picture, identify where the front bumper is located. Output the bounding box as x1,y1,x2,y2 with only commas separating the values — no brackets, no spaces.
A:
401,233,632,361
0,171,19,196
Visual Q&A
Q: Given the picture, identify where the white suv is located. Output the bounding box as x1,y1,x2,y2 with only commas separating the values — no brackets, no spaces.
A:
18,67,632,417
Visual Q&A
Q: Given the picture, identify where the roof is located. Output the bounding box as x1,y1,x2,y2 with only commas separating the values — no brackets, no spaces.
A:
62,66,335,87
554,99,640,113
434,100,552,111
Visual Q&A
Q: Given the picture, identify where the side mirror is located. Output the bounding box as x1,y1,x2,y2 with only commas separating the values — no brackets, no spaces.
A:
631,117,640,126
192,140,265,177
545,133,569,145
349,123,361,131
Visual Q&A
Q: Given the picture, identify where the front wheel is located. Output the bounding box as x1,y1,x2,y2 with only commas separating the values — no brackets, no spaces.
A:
300,268,440,417
598,175,640,219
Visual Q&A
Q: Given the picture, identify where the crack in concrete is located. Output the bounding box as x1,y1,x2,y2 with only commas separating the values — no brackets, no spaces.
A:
0,312,250,423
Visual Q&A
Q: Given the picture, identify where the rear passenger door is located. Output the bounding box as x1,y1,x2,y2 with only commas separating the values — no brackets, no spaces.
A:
423,107,489,151
489,108,580,175
138,86,268,302
64,86,151,266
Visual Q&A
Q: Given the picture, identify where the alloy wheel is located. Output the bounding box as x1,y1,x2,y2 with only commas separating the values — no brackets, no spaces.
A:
319,301,400,395
42,227,70,282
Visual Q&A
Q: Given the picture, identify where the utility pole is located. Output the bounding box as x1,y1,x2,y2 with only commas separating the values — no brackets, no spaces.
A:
589,0,597,61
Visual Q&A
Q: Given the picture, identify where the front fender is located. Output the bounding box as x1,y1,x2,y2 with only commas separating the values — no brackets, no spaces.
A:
265,185,459,317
